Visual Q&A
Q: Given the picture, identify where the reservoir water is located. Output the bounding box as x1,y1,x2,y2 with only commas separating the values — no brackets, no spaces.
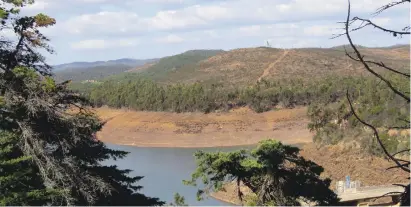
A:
103,144,256,206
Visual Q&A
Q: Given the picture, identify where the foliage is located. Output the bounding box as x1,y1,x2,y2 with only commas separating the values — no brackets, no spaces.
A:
0,131,64,205
87,73,365,113
0,0,164,205
169,193,188,206
308,74,410,155
183,140,339,206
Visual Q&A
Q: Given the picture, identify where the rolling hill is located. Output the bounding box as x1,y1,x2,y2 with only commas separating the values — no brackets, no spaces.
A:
142,45,409,86
65,45,409,88
53,58,158,82
136,49,225,80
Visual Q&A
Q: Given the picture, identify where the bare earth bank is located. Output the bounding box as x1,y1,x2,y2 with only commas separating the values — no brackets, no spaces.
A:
94,106,312,147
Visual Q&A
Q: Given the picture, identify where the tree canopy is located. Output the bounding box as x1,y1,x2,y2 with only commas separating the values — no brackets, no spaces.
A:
184,140,339,206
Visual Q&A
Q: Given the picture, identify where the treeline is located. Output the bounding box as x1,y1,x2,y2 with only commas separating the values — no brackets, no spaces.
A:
87,73,364,113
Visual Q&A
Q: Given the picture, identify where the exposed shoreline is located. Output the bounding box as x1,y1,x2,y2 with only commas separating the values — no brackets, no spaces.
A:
95,106,313,148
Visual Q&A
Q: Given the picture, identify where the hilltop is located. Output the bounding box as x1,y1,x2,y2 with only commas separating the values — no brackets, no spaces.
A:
63,45,409,88
146,45,409,86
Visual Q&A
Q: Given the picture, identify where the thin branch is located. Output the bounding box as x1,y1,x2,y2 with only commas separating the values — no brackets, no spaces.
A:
393,183,409,188
352,17,410,36
374,0,410,16
343,1,410,103
387,163,410,170
395,158,410,163
392,149,411,157
346,89,410,172
344,53,410,77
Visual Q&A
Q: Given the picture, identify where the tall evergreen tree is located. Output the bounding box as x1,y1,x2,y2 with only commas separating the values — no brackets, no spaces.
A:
0,0,164,205
0,131,64,205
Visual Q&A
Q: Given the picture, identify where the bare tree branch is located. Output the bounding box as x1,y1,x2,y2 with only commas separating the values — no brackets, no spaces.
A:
343,1,410,103
392,149,411,157
374,0,410,16
351,17,410,36
344,52,410,77
387,163,410,170
346,89,410,172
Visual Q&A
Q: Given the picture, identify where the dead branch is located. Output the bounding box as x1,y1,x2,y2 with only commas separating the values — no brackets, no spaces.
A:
351,17,410,36
344,53,410,77
392,149,411,157
346,89,410,172
374,0,410,16
343,1,410,103
387,163,410,170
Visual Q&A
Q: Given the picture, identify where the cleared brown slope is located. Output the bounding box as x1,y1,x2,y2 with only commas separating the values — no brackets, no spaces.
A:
159,46,410,86
94,106,312,147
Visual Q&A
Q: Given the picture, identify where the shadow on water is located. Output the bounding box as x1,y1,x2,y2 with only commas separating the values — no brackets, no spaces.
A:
102,143,305,206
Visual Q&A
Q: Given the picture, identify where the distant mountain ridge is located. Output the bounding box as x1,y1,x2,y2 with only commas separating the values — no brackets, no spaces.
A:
53,58,159,71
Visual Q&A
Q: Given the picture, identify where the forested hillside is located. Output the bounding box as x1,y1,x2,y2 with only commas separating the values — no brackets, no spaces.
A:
137,49,225,81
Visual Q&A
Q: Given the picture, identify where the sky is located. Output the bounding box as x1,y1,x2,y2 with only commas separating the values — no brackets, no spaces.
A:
10,0,411,64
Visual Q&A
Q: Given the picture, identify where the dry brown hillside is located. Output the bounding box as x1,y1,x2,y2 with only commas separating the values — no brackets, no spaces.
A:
159,46,410,86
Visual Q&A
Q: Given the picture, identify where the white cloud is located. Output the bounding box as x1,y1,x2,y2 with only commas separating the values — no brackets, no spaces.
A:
60,0,403,37
204,30,219,38
155,34,184,43
141,0,186,3
70,38,139,50
303,25,340,36
24,0,50,10
370,17,391,26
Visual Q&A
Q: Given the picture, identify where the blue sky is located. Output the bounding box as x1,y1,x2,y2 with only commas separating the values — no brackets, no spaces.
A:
13,0,411,64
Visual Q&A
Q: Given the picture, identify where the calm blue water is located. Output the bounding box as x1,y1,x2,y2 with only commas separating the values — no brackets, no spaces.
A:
103,144,256,206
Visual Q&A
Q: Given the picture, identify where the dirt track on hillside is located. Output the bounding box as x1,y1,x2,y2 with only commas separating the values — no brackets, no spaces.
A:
258,49,291,82
94,107,312,147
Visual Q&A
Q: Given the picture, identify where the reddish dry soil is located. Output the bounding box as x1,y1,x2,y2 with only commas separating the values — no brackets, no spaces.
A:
94,106,312,147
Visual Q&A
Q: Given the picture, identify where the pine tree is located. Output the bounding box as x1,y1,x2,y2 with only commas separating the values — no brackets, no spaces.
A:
0,131,64,205
184,140,339,206
0,1,164,205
